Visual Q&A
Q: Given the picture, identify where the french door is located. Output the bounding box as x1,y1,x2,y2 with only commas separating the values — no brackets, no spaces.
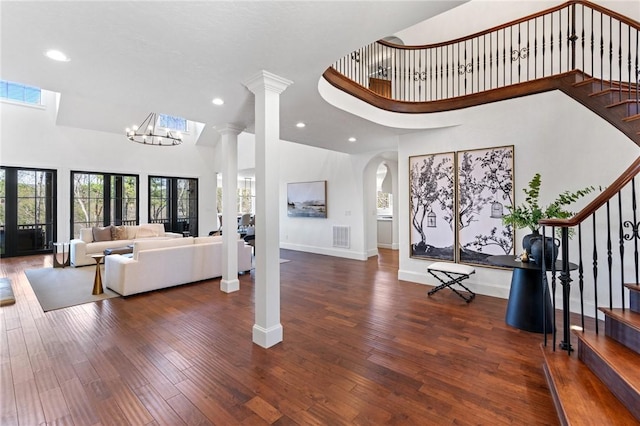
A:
149,176,198,235
0,167,56,257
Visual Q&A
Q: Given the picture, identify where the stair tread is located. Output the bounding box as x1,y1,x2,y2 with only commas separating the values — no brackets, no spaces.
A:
606,99,639,108
622,114,640,123
541,344,638,425
624,283,640,291
599,307,640,333
573,328,640,394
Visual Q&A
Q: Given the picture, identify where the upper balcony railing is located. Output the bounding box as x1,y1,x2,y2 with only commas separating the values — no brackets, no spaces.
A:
328,0,638,109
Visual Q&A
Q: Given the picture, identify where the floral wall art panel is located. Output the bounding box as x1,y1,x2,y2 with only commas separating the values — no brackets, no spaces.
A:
409,152,455,261
457,145,515,266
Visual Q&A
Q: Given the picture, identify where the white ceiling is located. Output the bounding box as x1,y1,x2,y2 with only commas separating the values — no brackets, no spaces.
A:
0,1,466,154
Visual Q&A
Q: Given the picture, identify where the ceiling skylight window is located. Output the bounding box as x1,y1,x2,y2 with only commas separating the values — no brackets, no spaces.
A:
45,49,70,62
0,80,42,105
159,114,188,132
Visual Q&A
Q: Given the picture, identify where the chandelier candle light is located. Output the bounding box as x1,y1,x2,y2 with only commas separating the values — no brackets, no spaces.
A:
126,112,183,146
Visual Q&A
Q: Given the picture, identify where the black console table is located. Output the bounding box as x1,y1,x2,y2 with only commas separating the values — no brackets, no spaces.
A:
487,255,577,333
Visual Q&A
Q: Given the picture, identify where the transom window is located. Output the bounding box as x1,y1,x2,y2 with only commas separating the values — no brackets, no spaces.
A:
0,80,42,105
159,114,187,132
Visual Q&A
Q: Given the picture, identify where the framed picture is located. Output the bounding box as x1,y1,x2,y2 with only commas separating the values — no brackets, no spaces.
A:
457,145,514,266
409,152,455,261
287,180,327,218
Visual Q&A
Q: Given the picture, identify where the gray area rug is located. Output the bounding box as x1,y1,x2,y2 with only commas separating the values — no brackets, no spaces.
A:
24,266,119,312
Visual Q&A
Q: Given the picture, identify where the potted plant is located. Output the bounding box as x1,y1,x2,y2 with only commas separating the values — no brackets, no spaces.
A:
502,173,594,262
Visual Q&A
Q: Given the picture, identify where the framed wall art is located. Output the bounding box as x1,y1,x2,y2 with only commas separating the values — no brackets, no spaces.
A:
456,145,514,266
287,180,327,218
409,152,455,261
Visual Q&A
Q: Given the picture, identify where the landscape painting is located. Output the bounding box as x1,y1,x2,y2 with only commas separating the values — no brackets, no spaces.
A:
457,145,514,266
409,152,455,261
287,181,327,218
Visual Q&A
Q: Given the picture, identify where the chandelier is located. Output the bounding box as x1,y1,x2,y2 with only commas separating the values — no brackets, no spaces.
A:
126,112,183,146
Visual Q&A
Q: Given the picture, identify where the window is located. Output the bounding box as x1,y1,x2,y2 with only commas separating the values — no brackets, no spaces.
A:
159,114,187,132
149,176,198,235
1,167,56,257
71,172,139,238
0,80,41,105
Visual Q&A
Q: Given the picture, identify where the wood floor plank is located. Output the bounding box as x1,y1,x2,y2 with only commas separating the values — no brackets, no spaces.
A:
1,250,561,425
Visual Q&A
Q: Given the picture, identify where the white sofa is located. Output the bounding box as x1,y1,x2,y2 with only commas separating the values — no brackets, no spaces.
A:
104,235,253,296
70,223,182,267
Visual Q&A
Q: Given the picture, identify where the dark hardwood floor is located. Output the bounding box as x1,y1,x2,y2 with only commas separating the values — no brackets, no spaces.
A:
1,249,559,425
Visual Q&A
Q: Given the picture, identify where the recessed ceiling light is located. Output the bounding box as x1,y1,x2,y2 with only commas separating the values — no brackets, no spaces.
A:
212,98,224,106
348,137,357,142
296,122,306,128
45,49,70,62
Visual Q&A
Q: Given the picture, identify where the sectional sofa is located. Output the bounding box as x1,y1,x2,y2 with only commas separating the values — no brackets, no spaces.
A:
104,235,253,296
70,223,182,267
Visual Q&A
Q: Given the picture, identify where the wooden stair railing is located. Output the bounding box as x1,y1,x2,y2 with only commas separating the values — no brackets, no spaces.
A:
324,0,640,145
538,158,640,424
324,2,640,422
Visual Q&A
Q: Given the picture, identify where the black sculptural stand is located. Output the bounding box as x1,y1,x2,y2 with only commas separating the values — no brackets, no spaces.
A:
488,255,577,333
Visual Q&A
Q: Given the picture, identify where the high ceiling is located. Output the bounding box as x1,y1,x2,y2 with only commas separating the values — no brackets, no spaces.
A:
0,1,466,154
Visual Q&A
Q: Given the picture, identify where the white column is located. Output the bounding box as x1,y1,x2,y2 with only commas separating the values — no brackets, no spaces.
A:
244,70,292,348
217,124,244,293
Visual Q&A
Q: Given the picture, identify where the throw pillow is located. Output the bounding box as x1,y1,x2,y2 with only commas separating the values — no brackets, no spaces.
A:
136,226,158,238
92,226,113,242
111,225,127,240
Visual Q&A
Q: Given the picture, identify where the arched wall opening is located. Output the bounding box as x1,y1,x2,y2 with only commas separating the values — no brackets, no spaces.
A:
363,152,399,258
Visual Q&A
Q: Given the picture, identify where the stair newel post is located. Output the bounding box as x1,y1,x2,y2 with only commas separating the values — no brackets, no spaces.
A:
559,226,573,353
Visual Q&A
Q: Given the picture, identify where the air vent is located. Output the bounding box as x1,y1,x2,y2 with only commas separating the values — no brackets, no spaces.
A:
332,226,350,249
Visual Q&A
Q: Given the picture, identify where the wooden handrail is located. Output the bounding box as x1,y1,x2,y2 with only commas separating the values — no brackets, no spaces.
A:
539,156,640,227
378,0,639,50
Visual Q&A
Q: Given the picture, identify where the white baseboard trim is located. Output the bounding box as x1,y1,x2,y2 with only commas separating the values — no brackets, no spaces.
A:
280,242,368,261
220,278,239,293
252,323,283,348
377,243,393,249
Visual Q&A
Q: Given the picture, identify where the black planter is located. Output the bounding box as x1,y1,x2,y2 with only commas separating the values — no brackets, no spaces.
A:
529,236,560,268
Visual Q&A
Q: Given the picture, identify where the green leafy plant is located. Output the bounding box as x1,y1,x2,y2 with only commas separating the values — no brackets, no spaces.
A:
502,173,594,233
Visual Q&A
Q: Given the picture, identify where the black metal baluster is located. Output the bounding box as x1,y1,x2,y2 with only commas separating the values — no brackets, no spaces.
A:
592,212,599,335
490,31,494,89
551,12,555,77
475,35,479,91
609,15,613,88
526,21,530,82
581,4,585,73
517,23,521,82
510,25,514,85
619,191,626,311
600,12,604,91
633,177,638,285
559,227,572,352
542,15,546,77
618,20,622,100
559,8,563,73
534,18,538,80
503,28,506,86
607,200,613,310
590,8,594,78
578,223,585,330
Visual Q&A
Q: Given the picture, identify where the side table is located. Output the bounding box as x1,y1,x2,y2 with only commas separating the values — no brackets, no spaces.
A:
53,242,70,268
91,254,105,295
487,255,577,333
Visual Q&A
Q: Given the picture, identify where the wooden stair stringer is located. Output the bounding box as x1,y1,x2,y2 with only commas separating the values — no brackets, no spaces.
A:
574,329,640,422
557,72,640,147
541,344,638,426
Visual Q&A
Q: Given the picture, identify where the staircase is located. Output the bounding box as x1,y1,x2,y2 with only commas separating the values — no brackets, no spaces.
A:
558,72,640,146
325,1,640,422
542,284,640,424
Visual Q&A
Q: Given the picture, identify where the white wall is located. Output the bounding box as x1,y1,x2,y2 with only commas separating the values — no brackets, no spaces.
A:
0,91,220,239
279,140,373,260
398,90,639,312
